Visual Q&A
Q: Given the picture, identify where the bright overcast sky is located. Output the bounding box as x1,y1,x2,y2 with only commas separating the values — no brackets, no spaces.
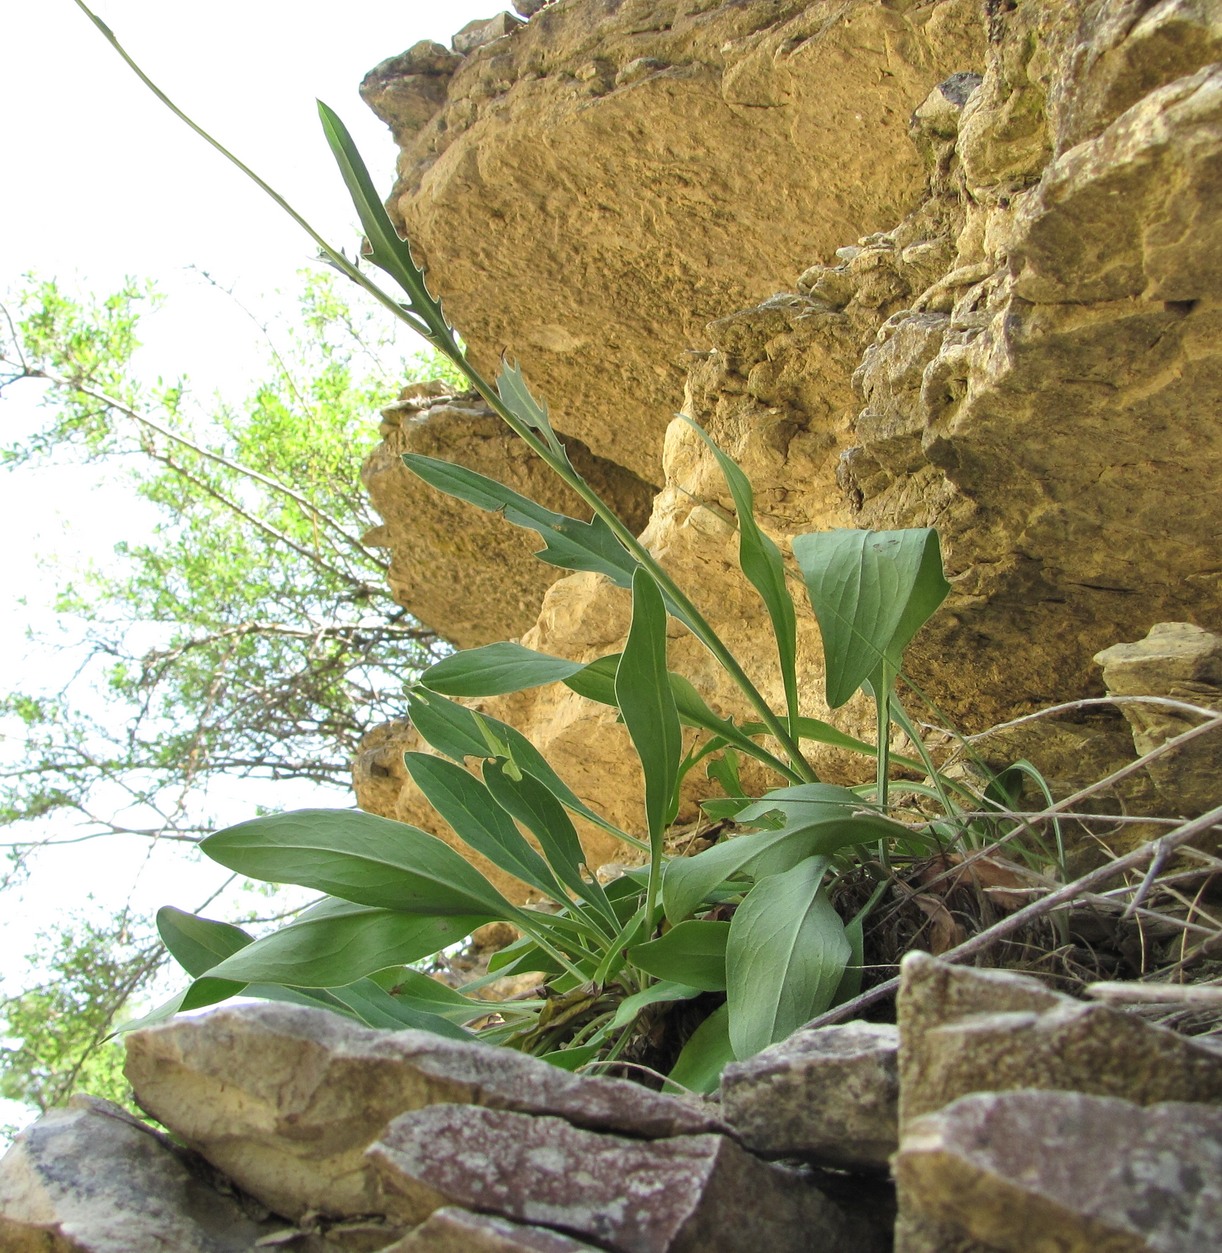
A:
0,0,491,1134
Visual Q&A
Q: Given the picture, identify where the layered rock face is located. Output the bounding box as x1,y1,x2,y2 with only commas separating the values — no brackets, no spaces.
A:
355,0,1220,866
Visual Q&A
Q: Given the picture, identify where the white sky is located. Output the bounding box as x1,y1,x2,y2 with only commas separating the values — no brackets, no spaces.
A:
0,0,491,1135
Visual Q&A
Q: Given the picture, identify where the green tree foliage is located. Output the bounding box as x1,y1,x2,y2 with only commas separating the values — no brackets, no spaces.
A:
0,271,455,855
0,271,458,1122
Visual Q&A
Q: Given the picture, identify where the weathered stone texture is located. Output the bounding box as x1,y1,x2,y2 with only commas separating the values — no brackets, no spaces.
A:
369,1103,879,1252
353,0,1222,855
122,1002,723,1223
0,1096,288,1253
895,1090,1222,1253
720,1021,899,1170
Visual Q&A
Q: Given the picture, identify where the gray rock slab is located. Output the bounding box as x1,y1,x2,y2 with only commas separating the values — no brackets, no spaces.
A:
897,953,1222,1126
125,1002,725,1222
895,1089,1222,1252
368,1103,883,1253
894,953,1222,1252
720,1021,898,1170
381,1206,601,1250
0,1095,286,1253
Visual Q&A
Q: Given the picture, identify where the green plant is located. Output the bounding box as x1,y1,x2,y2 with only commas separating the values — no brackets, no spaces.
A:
108,97,1031,1090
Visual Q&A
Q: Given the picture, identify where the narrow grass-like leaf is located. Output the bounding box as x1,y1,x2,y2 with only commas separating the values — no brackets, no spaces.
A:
682,417,799,733
629,920,729,991
404,752,566,904
666,1002,734,1094
482,759,616,927
402,454,638,586
726,863,851,1059
201,808,516,919
615,569,683,849
792,528,950,707
422,643,584,698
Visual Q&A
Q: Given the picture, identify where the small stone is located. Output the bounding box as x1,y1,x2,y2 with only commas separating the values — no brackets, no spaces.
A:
1095,622,1222,818
381,1206,601,1250
512,0,550,16
368,1104,882,1252
720,1022,899,1170
616,58,669,88
453,14,521,57
0,1096,285,1252
895,1089,1222,1252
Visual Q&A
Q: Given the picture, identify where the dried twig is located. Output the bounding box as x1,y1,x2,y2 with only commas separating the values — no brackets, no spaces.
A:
804,803,1222,1029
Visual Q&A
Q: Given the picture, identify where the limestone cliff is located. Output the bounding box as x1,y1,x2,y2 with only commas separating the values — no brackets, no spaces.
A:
354,0,1222,878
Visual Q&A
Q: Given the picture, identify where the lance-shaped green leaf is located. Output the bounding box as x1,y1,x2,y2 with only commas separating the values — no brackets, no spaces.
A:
682,416,799,732
317,102,448,343
186,902,480,992
726,863,851,1059
404,751,566,904
402,454,639,586
567,655,790,777
629,919,729,991
407,687,640,849
609,980,704,1032
663,784,904,923
666,1003,735,1095
323,980,473,1038
422,642,584,698
481,759,614,923
201,808,517,919
792,527,950,708
615,569,682,849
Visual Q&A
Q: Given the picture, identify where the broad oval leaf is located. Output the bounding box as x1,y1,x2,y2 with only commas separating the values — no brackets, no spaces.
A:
629,919,729,991
201,808,516,919
610,979,704,1032
792,527,950,708
726,863,851,1059
157,906,253,978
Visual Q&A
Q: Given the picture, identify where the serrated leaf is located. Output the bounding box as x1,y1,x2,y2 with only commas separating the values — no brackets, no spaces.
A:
201,808,516,920
402,454,638,586
497,360,560,453
726,863,850,1059
792,527,950,708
